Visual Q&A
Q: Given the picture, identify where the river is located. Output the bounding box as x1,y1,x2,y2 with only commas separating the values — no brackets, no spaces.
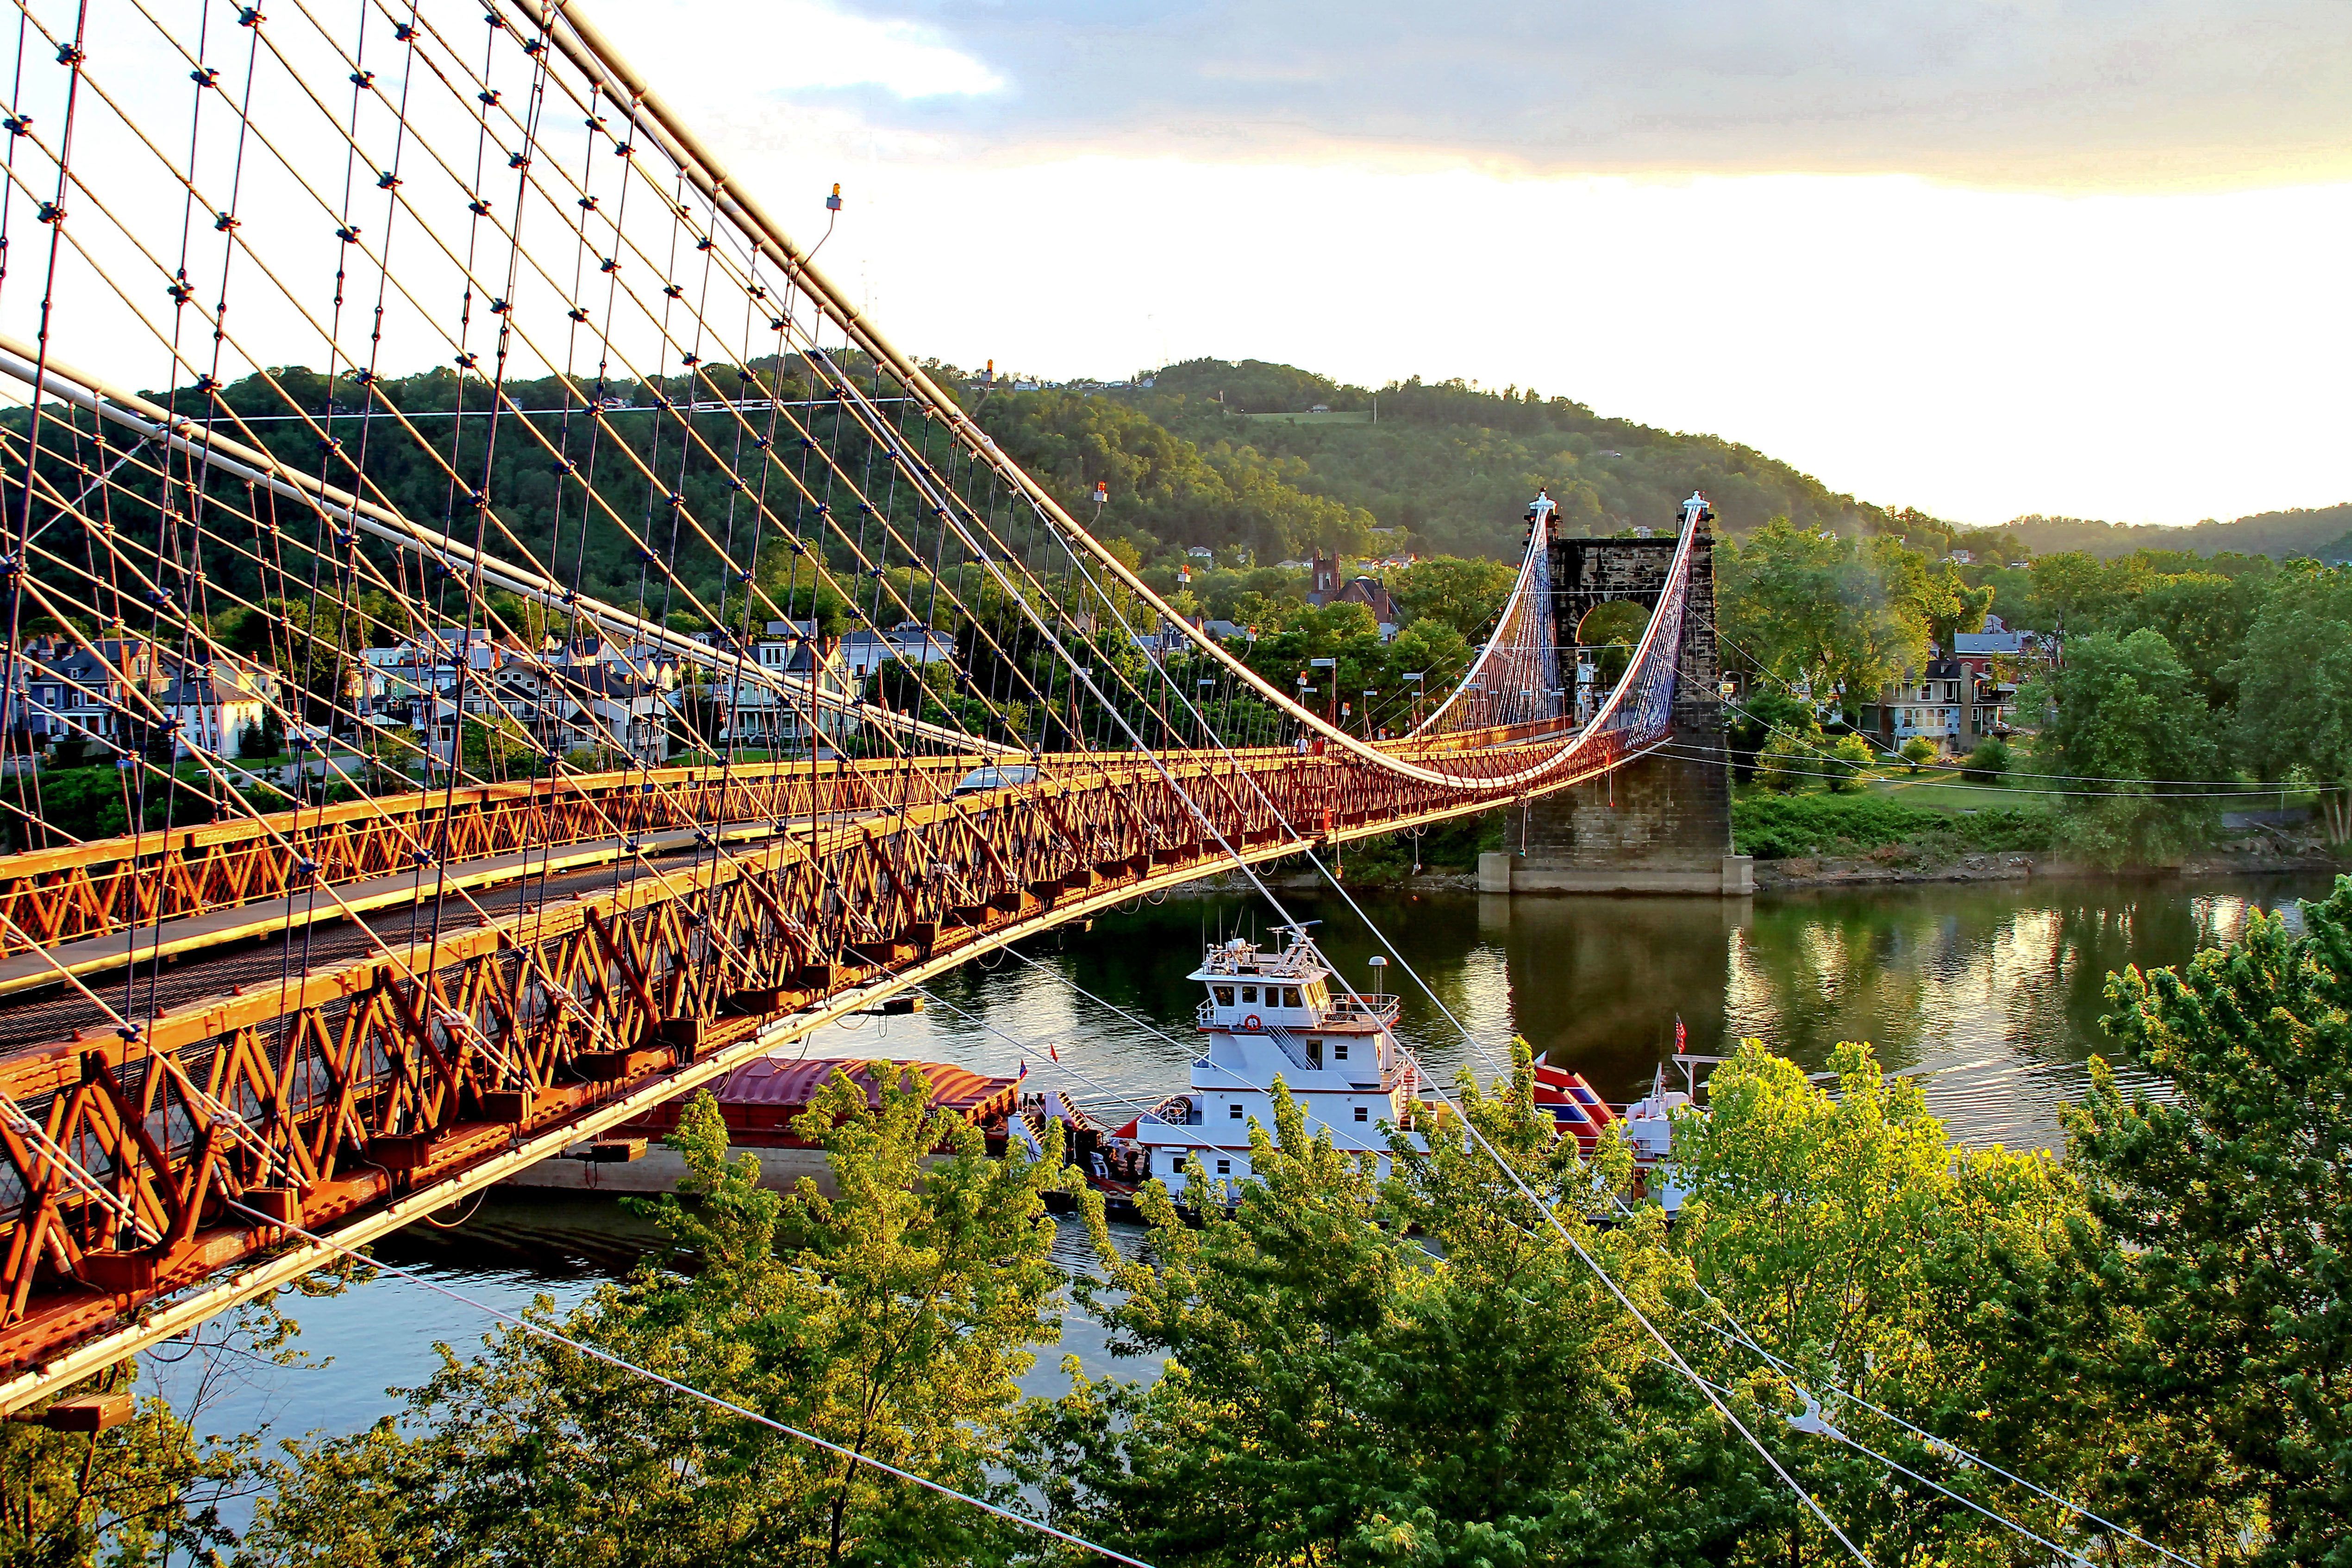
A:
149,871,2337,1466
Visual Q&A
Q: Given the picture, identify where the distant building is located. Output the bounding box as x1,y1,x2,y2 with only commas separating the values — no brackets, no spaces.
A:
1305,553,1401,641
159,659,277,759
1859,650,2020,755
721,634,857,753
5,637,281,758
839,624,955,680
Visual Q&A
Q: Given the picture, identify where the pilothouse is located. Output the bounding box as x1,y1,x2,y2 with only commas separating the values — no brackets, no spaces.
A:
1115,930,1421,1192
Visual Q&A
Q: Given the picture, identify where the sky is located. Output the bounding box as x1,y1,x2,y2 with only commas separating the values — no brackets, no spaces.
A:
582,0,2352,529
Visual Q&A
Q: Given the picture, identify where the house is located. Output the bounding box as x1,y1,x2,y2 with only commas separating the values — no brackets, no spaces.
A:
1949,622,2053,677
1305,553,1401,640
1858,653,2015,755
838,624,955,681
720,633,857,752
7,638,283,759
159,657,278,758
1186,546,1215,564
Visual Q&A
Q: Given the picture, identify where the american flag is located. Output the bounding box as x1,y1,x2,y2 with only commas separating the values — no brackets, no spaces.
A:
1674,1016,1687,1054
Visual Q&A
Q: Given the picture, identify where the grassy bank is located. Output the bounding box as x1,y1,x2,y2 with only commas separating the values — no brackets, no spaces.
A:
1733,788,2053,862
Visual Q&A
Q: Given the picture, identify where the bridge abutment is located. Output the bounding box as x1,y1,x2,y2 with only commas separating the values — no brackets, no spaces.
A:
1479,751,1752,894
1479,524,1751,897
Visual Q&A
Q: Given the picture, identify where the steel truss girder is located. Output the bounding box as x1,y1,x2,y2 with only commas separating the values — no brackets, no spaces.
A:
0,756,967,976
0,735,1652,1406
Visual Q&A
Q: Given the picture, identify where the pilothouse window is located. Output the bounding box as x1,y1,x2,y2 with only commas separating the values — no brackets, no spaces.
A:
1282,987,1301,1009
1214,986,1234,1006
1241,986,1258,1005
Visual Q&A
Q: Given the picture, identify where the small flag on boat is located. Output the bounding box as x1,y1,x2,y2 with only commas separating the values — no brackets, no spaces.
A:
1674,1015,1687,1054
1017,1059,1028,1080
1049,1042,1060,1062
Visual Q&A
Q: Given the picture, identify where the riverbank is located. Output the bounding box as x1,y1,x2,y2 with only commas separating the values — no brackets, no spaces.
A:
1754,844,2344,889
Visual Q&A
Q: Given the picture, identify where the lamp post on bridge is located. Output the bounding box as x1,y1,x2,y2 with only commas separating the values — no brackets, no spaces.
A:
1310,656,1337,728
1405,671,1424,729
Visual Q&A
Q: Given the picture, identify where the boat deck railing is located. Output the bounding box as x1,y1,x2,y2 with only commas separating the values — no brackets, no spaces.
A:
1323,993,1401,1025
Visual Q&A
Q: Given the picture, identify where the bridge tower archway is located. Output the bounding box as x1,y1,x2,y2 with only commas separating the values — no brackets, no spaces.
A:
1481,525,1751,896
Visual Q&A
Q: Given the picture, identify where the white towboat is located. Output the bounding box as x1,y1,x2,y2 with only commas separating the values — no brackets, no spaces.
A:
1101,932,1422,1194
1020,928,1699,1214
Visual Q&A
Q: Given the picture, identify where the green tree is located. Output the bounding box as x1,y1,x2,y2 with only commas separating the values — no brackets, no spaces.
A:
2019,627,2224,865
1025,1047,1777,1566
1718,519,1929,718
1898,736,1937,773
1727,688,1819,782
2064,876,2352,1566
1,1285,346,1567
2227,563,2352,841
1756,731,1816,793
247,1071,1071,1567
1390,556,1516,640
1961,735,2012,782
1675,1042,2200,1566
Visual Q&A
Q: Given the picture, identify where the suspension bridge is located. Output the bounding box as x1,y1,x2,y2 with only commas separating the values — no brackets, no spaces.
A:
0,0,1718,1406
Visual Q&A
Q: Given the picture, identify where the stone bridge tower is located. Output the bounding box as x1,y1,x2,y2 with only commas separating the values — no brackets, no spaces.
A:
1478,525,1753,895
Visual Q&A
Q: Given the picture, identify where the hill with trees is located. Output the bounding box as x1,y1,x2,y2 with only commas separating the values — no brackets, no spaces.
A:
977,357,1913,563
1951,504,2352,564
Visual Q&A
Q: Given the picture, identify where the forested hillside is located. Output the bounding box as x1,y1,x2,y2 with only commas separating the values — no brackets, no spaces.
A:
979,357,1907,562
22,354,2328,633
1956,504,2352,562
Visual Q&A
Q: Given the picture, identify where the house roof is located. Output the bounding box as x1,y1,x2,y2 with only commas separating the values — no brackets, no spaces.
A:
1334,575,1398,624
1952,631,2029,656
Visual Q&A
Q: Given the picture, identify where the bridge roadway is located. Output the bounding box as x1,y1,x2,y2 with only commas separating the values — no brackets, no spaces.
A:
0,725,1647,1404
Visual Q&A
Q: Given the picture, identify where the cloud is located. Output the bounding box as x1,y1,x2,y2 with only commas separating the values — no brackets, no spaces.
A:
595,1,1001,106
699,0,2352,188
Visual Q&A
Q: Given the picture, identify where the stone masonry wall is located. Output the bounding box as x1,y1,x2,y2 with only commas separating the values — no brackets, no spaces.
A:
1489,527,1749,894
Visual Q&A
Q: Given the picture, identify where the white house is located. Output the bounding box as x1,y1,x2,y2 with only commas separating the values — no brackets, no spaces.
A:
161,657,279,759
720,634,858,753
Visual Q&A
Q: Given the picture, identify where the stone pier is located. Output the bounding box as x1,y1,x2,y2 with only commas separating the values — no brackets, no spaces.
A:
1477,525,1752,897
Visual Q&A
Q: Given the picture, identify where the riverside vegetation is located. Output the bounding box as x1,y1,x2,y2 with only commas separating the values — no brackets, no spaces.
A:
13,877,2352,1566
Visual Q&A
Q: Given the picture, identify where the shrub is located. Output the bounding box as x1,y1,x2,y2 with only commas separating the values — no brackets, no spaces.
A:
1756,733,1814,793
1825,733,1876,793
1899,737,1938,774
1962,736,2012,782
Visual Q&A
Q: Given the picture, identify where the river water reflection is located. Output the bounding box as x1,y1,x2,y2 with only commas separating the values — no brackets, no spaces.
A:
862,872,2332,1152
153,872,2339,1454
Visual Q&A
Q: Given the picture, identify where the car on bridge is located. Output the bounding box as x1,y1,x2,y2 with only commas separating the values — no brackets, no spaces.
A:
951,763,1040,797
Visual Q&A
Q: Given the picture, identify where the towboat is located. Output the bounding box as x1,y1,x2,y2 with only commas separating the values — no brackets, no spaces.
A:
1013,930,1654,1212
